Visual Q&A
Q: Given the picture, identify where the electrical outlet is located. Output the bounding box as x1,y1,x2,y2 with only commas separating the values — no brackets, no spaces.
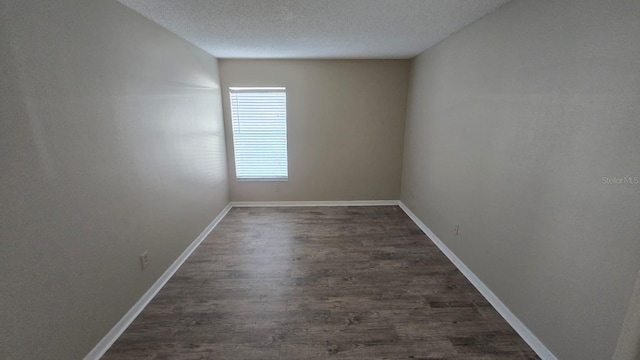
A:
140,251,149,269
453,224,459,236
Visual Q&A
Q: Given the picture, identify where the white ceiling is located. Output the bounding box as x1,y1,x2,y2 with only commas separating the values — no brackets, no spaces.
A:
118,0,511,59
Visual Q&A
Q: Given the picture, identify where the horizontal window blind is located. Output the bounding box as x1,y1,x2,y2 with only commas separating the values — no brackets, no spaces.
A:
229,87,288,180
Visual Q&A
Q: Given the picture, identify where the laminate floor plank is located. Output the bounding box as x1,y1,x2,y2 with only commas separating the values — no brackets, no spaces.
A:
101,206,539,359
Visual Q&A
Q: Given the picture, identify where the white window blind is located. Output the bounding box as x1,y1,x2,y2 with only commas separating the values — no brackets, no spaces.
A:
229,87,288,180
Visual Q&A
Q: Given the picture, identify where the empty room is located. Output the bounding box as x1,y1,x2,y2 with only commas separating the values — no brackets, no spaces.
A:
1,0,638,359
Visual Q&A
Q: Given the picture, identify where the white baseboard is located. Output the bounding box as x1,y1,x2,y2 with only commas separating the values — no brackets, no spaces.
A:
231,200,400,207
398,202,557,360
86,200,556,360
83,202,232,360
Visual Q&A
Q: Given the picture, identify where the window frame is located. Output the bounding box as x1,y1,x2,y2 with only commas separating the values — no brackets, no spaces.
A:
228,86,289,181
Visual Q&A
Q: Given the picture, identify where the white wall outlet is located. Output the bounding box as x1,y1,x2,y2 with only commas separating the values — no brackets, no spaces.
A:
140,251,149,269
454,224,459,236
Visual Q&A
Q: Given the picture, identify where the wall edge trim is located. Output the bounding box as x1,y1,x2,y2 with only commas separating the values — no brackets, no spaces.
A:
86,200,556,360
230,200,400,207
83,202,233,360
397,201,557,360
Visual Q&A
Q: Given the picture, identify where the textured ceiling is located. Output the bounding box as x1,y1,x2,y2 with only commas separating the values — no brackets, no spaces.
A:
118,0,511,59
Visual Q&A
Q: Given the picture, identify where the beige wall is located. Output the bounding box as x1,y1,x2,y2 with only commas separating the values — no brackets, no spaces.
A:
400,0,640,359
0,1,229,359
219,60,409,201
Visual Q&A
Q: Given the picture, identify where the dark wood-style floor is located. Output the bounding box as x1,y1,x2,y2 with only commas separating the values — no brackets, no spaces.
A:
102,206,539,359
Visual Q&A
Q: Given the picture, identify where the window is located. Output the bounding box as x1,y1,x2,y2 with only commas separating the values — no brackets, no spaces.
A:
229,87,288,180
